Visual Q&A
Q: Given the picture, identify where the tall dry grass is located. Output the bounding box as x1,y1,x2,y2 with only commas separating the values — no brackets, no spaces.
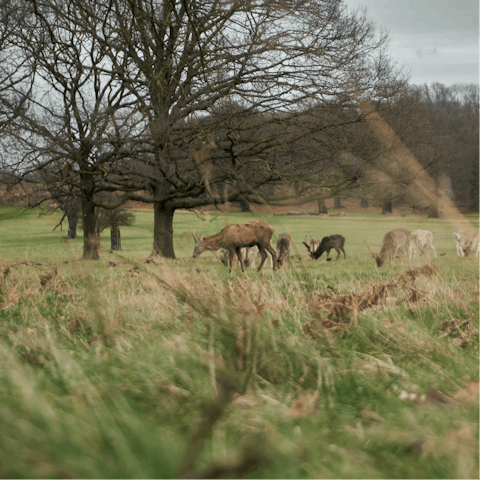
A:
0,249,478,478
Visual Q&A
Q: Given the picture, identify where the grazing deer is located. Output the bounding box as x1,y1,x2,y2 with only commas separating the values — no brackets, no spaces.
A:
276,233,292,267
365,228,411,267
303,235,346,261
303,235,320,257
410,229,437,260
192,220,277,273
454,231,479,257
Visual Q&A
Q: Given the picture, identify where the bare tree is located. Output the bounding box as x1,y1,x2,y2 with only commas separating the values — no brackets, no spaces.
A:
3,0,140,259
0,0,34,130
1,0,409,259
95,192,135,250
339,84,441,213
72,0,406,258
418,83,479,213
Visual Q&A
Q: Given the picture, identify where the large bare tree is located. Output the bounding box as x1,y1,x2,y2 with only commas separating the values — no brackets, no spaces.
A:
1,0,407,259
3,0,140,259
73,0,405,258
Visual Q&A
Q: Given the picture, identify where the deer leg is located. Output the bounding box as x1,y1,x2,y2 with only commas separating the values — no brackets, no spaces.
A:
341,247,346,259
334,247,341,260
228,247,236,273
268,245,277,270
257,246,267,272
235,247,245,273
406,249,412,268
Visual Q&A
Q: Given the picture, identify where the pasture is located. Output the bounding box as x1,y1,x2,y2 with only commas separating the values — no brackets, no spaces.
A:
0,205,478,478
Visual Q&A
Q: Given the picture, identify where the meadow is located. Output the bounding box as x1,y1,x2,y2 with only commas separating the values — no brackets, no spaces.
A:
0,205,478,478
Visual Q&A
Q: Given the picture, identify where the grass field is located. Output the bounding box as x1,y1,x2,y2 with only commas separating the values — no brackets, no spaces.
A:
0,205,478,478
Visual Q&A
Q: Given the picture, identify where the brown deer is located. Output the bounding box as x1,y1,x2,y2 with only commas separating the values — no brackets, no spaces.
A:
365,228,411,267
192,220,277,273
276,233,292,267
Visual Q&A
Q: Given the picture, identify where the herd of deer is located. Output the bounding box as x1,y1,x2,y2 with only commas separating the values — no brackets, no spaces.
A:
192,220,479,273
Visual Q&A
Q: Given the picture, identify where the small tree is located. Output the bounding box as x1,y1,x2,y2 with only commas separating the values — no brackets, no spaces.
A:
95,197,135,251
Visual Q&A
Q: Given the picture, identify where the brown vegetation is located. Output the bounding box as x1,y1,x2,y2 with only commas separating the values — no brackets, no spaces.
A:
310,265,438,329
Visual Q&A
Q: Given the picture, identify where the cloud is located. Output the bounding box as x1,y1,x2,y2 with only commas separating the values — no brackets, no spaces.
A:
415,47,440,58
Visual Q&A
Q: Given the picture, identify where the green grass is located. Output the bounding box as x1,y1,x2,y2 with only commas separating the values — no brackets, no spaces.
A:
0,205,478,478
1,205,477,262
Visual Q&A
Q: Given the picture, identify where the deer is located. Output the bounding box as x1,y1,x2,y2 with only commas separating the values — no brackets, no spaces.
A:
365,228,411,267
409,229,437,260
192,220,277,273
454,231,479,257
303,235,320,256
303,235,346,261
276,233,292,267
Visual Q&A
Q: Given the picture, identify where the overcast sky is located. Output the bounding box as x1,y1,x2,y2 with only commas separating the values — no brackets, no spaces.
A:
343,0,479,87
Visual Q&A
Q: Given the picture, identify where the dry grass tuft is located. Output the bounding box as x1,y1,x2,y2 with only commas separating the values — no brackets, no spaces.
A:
312,265,439,324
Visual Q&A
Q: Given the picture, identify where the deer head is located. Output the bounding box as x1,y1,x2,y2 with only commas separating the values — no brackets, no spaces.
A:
364,241,383,267
192,230,208,257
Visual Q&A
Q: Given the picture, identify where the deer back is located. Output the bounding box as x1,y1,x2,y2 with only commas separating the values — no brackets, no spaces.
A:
380,228,411,256
221,220,274,249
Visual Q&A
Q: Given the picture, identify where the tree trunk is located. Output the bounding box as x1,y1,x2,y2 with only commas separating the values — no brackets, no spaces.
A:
82,196,100,259
381,192,392,215
153,202,176,258
360,197,369,208
318,198,328,214
67,211,78,239
240,203,251,212
427,205,439,218
334,197,342,209
111,227,121,250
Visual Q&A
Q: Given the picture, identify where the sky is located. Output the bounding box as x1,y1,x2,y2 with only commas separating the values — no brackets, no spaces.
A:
343,0,479,87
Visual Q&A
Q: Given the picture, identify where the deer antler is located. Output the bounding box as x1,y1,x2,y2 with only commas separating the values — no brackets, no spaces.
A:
364,241,376,258
192,229,198,243
302,241,312,253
